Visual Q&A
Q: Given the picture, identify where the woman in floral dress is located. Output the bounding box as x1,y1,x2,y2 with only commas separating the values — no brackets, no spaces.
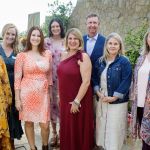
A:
44,18,65,147
0,56,12,150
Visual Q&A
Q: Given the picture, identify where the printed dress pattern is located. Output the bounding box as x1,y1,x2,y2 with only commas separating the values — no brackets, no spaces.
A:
0,57,12,150
14,51,52,123
44,37,64,123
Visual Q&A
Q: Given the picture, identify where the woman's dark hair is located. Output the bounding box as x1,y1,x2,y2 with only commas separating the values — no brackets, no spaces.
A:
48,18,65,38
25,26,45,54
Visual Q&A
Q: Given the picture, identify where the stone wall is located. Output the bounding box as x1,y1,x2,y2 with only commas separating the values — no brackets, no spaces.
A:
69,0,150,38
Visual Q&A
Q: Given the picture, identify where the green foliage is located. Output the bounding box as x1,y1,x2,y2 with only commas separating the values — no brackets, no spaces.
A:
125,24,148,110
41,0,73,37
41,16,51,37
19,31,27,38
125,23,148,68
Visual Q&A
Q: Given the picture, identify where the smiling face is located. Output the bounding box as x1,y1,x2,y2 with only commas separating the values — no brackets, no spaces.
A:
30,29,41,47
67,33,80,51
86,16,99,38
106,37,120,57
3,27,16,46
50,21,61,37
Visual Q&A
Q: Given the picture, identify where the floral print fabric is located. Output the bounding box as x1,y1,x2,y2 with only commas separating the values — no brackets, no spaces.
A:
130,55,150,145
44,37,64,123
0,57,12,150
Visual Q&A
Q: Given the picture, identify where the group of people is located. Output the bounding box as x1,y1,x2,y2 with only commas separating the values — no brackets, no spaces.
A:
0,13,149,150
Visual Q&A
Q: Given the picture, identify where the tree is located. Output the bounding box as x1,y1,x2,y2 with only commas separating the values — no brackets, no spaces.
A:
41,0,73,37
42,16,51,36
125,23,148,68
125,23,148,112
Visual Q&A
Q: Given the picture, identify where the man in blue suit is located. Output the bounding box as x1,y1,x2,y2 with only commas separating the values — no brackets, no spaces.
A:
83,13,105,85
83,13,105,149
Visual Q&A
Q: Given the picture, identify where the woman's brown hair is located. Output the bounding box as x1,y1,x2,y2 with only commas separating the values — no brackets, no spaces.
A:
24,26,45,54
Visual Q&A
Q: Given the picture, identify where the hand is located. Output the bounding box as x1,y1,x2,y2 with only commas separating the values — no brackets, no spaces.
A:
96,91,104,99
69,101,80,114
102,96,117,103
15,99,23,111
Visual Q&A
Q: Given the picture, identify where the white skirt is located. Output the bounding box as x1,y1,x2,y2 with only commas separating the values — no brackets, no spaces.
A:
95,101,128,150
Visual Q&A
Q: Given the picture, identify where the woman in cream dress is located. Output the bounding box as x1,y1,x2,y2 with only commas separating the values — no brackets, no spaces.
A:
93,32,132,150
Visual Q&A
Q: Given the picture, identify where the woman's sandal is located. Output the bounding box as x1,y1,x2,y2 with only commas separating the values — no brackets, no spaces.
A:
50,133,58,147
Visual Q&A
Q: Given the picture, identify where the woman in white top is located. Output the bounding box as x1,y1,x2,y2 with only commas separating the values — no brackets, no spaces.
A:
130,28,150,150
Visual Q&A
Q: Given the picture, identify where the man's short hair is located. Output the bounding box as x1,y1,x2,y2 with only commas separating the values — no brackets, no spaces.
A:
86,13,100,21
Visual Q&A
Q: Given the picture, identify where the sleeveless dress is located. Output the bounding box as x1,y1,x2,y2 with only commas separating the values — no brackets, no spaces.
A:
14,51,52,123
0,57,12,150
57,51,94,150
0,45,23,139
44,37,65,123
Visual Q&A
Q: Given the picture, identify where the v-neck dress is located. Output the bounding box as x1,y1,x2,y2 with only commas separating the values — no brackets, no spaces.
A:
14,51,52,123
0,45,23,139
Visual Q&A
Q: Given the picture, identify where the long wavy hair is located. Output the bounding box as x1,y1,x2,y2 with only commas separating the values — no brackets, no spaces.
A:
24,26,45,55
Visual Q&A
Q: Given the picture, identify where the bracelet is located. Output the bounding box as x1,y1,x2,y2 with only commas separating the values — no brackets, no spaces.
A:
73,99,81,107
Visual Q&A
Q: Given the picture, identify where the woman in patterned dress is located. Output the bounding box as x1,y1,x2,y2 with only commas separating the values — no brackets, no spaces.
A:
0,23,23,149
44,18,65,147
0,56,12,150
130,28,150,150
15,26,52,150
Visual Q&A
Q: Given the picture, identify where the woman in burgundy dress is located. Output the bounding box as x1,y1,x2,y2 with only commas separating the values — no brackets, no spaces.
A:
57,28,94,150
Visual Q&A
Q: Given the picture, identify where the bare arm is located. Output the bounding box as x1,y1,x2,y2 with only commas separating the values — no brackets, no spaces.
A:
75,53,92,102
14,53,24,111
70,53,92,113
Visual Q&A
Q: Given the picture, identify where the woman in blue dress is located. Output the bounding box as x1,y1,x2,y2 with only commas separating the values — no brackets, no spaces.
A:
0,23,23,149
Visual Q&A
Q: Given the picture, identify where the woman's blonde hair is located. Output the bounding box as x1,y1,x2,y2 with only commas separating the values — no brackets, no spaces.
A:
102,32,125,60
2,23,19,54
141,28,150,55
65,28,83,51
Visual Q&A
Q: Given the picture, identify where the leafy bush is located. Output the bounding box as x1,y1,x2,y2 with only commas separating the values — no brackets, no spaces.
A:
125,23,148,112
42,0,73,36
125,23,148,68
